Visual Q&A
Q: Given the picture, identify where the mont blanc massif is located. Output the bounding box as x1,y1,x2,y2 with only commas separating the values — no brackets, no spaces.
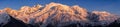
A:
0,2,120,27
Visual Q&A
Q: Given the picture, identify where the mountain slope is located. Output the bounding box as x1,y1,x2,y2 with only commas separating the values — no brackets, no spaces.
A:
0,2,120,27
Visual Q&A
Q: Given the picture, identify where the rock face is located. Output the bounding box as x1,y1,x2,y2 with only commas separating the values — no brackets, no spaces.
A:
2,15,29,27
0,2,120,27
0,10,10,27
0,10,30,27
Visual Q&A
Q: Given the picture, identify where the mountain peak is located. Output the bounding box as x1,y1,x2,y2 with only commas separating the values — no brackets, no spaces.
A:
92,11,111,16
0,2,119,27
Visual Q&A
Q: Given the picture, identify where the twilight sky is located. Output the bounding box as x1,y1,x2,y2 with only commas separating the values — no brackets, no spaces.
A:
0,0,120,14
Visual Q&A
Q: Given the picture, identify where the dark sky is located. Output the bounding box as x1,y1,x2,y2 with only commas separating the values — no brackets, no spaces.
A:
0,0,120,14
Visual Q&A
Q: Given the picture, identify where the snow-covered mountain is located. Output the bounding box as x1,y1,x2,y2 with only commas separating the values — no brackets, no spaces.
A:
0,2,120,27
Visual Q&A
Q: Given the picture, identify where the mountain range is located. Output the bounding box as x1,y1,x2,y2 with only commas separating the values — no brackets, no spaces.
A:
0,2,120,27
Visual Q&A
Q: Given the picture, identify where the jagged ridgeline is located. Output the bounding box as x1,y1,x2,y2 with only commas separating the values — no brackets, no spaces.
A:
0,2,120,27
